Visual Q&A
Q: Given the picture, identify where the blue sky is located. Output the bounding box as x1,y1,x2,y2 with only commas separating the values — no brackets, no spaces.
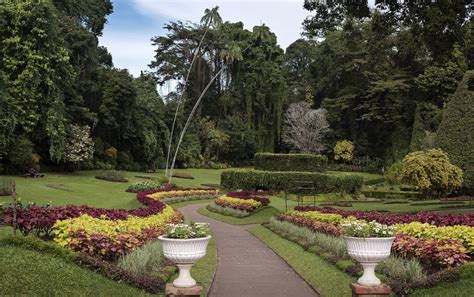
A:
98,0,310,81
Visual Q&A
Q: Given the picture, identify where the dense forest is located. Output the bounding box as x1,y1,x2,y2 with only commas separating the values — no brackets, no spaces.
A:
0,0,472,188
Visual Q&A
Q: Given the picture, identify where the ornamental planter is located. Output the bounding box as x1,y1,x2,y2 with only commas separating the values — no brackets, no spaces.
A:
344,236,395,287
159,235,211,288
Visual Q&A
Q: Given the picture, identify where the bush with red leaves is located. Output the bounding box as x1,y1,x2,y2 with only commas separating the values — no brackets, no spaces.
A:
392,233,470,268
277,214,341,236
294,206,474,227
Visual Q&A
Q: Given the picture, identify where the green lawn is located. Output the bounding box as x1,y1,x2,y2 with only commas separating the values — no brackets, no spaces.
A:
0,169,224,209
248,225,355,297
326,170,382,182
0,244,150,296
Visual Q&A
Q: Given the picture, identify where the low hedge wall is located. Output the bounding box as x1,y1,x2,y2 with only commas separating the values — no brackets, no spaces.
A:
361,190,422,199
221,169,363,194
254,153,328,172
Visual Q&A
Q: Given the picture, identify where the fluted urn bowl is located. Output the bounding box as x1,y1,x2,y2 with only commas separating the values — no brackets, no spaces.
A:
344,236,395,286
159,235,211,288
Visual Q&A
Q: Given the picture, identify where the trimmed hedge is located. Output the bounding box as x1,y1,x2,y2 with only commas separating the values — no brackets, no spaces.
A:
254,153,328,172
221,169,363,194
361,190,422,199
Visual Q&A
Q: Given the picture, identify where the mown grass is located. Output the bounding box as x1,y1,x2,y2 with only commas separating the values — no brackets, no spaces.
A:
248,225,355,297
410,263,474,297
0,169,224,209
198,206,281,225
0,244,151,296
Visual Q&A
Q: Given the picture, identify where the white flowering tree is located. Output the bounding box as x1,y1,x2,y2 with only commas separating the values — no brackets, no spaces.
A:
282,101,329,153
63,125,94,164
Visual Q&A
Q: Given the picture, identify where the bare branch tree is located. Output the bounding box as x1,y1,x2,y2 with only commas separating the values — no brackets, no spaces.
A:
282,101,329,153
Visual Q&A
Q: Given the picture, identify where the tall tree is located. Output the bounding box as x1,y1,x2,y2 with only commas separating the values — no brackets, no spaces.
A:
435,70,474,190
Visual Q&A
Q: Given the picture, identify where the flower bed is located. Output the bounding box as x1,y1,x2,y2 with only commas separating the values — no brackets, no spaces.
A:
3,191,183,260
142,187,219,204
53,205,181,260
294,206,474,227
265,218,465,296
278,209,472,268
126,180,163,193
215,195,262,212
207,190,272,217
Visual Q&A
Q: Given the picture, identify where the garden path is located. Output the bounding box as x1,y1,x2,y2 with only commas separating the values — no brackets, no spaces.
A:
178,203,318,297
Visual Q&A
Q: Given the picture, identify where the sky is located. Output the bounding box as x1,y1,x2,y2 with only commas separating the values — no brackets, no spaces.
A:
98,0,311,80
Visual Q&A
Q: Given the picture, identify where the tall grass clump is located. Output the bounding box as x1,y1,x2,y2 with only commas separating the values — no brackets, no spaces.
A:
378,256,427,284
267,217,428,285
117,240,163,275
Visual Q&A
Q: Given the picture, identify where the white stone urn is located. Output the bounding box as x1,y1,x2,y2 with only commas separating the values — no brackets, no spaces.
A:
344,236,395,286
159,235,211,288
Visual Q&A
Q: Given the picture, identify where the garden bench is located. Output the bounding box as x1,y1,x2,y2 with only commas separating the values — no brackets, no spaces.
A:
284,180,317,211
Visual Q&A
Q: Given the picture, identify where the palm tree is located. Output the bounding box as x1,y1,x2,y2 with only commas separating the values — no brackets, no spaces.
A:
165,6,222,177
221,42,243,63
168,43,243,182
252,24,272,43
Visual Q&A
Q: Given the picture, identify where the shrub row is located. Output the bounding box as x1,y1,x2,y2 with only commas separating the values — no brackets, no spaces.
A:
145,188,219,202
52,206,181,260
126,180,163,193
361,190,422,199
265,218,463,296
3,202,167,236
277,212,470,268
221,169,363,194
215,196,263,212
294,206,474,227
254,153,328,172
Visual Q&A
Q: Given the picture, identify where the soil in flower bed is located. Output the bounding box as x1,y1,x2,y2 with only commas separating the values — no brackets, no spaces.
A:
95,176,128,183
201,183,220,188
171,173,194,179
0,191,12,196
46,183,73,192
135,175,155,180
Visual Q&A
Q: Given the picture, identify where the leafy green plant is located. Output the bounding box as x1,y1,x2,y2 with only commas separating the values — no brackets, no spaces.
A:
401,149,463,197
341,220,396,238
164,222,210,239
334,140,354,162
384,160,403,185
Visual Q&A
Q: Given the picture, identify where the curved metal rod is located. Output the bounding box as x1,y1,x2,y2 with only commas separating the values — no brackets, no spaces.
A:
168,66,227,182
165,26,209,177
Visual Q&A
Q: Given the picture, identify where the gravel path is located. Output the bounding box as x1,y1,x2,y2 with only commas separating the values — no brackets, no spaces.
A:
178,203,318,297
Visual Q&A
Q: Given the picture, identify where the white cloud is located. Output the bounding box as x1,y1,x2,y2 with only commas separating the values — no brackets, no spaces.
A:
99,1,310,78
99,31,156,76
133,0,309,50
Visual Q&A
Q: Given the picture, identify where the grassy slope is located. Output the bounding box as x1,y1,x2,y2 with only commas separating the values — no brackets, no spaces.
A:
0,169,224,209
248,225,355,297
0,244,150,296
